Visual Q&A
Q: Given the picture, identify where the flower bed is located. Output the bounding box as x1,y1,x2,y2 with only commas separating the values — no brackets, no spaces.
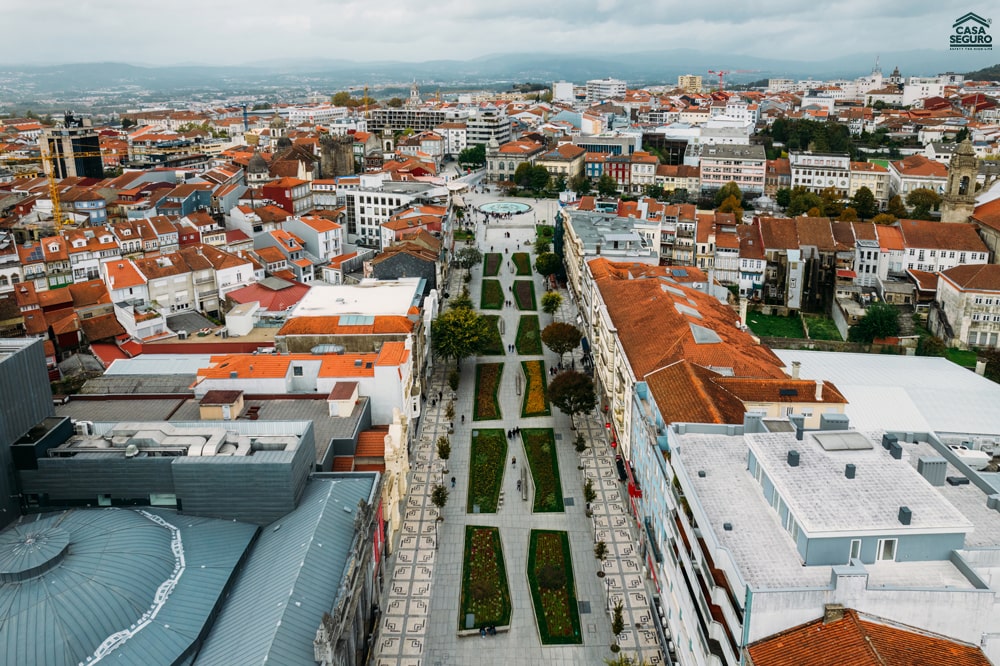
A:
522,428,563,512
527,530,581,644
460,525,512,629
514,280,536,310
467,429,507,513
480,279,504,310
521,360,550,418
512,252,531,276
484,253,502,277
481,315,504,356
515,315,542,355
474,363,503,421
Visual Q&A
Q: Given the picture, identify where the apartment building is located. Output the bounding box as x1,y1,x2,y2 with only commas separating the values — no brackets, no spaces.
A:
698,145,766,198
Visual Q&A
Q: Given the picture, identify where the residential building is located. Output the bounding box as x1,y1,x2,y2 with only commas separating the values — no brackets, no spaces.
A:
562,210,660,300
789,152,851,197
378,204,445,251
698,144,766,198
887,154,948,198
930,264,1000,349
763,159,791,197
586,77,627,103
848,161,890,209
971,198,1000,260
677,75,703,93
534,142,587,181
342,179,438,246
261,177,313,215
467,105,511,146
485,137,545,183
898,219,989,273
629,151,660,194
283,214,344,263
41,113,103,179
434,121,468,157
255,229,313,283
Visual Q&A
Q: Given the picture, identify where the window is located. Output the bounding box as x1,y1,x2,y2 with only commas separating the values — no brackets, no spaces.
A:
877,538,897,561
849,539,862,562
292,366,303,376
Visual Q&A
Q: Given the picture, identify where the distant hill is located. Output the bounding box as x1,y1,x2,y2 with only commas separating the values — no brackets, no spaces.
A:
965,64,1000,80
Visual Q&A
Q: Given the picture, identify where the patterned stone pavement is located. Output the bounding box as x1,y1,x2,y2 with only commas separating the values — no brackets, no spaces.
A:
373,193,662,665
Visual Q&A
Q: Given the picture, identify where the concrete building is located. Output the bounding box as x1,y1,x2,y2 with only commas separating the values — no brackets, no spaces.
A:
467,105,511,146
930,264,1000,349
698,144,766,198
587,77,627,103
789,152,852,198
41,113,104,179
677,75,703,93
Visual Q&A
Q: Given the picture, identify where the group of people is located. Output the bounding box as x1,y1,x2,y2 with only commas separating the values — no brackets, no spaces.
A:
507,428,520,439
479,625,498,638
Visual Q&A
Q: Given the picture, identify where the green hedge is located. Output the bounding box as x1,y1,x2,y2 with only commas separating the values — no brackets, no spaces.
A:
460,526,513,629
522,428,563,512
466,429,507,513
515,315,542,355
526,530,581,644
481,279,504,310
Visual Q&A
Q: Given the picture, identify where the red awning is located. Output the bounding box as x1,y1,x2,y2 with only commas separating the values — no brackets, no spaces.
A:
836,269,857,279
90,343,128,369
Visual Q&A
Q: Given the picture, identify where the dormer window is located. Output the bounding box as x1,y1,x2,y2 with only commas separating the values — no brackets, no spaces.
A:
48,244,58,252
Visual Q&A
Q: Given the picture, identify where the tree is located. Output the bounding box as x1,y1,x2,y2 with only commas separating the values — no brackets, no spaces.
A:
548,370,596,428
584,477,597,503
436,436,451,467
552,173,567,193
534,252,562,279
594,540,609,561
886,195,907,219
597,174,618,197
644,184,665,200
611,599,626,642
432,307,491,367
715,181,743,207
917,335,947,357
431,483,449,517
449,289,474,311
386,97,405,108
529,165,551,192
786,187,823,216
717,194,743,219
332,91,355,106
806,206,823,217
458,144,486,167
872,213,897,225
541,322,581,361
120,117,136,129
954,127,970,143
455,246,483,271
541,291,563,317
251,102,272,110
513,162,533,188
670,188,689,203
838,207,859,222
775,188,792,208
848,302,900,343
569,173,591,195
906,187,942,220
851,186,878,220
819,187,844,218
534,236,552,254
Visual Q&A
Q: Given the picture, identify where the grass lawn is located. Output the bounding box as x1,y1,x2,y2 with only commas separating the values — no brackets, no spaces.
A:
946,347,978,368
747,312,806,338
454,229,475,241
467,429,507,513
514,280,537,310
481,315,504,356
512,252,532,276
483,253,502,277
481,279,504,310
515,315,543,355
536,224,554,239
460,526,512,628
526,530,581,644
803,315,843,341
521,360,551,418
522,428,563,512
474,363,503,421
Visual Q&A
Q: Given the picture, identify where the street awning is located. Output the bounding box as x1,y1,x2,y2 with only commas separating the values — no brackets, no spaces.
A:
836,269,857,279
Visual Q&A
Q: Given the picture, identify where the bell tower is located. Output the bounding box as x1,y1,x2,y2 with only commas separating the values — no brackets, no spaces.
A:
940,138,978,223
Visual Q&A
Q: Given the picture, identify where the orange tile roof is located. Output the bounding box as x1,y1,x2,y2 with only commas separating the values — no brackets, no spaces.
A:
875,224,905,251
105,260,145,290
897,219,987,252
746,608,991,666
197,353,380,380
890,154,948,178
713,377,847,404
645,361,746,425
376,341,409,367
972,198,1000,233
356,426,390,458
332,456,354,471
906,268,939,292
939,263,1000,292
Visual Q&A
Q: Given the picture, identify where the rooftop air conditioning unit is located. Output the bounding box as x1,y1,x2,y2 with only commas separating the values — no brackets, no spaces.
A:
177,330,188,340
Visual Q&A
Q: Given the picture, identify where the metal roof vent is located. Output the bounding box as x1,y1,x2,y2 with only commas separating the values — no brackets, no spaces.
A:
787,450,800,467
882,434,897,450
845,464,856,479
230,371,238,379
723,522,733,531
890,441,903,460
898,506,912,525
697,470,706,478
124,444,139,458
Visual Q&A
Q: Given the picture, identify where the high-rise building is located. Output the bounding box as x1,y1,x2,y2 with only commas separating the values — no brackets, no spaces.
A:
677,74,703,93
41,113,103,179
586,77,627,103
466,105,511,146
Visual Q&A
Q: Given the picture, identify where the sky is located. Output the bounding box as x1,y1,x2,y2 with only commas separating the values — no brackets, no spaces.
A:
1,0,998,67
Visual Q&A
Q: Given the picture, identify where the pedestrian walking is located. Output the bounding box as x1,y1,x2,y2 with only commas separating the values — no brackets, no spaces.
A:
517,479,521,491
438,390,443,401
451,476,456,488
511,457,516,467
461,414,465,423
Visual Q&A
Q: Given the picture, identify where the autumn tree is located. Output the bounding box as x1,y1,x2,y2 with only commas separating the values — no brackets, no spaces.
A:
714,181,743,207
838,207,859,222
717,195,743,219
548,370,596,428
872,213,896,225
541,291,563,317
541,322,582,361
819,187,844,218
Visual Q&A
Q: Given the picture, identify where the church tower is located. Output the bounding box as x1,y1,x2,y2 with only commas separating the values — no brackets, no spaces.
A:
940,138,978,223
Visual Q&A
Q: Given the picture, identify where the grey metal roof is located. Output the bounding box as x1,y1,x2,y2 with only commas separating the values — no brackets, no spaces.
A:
195,475,376,666
104,355,214,376
0,508,257,666
56,398,186,422
79,374,198,395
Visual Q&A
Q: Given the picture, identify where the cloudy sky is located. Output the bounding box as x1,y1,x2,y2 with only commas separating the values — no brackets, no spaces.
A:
1,0,997,66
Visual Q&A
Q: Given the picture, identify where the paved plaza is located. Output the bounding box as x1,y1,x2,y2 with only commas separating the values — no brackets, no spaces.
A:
374,191,663,666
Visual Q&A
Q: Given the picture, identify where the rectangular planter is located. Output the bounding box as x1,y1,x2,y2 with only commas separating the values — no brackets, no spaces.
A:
460,525,512,629
527,530,582,644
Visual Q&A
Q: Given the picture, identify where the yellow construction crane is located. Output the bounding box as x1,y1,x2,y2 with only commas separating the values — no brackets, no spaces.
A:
0,147,104,229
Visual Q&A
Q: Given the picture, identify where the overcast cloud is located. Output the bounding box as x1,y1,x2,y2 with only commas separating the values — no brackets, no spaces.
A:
1,0,996,66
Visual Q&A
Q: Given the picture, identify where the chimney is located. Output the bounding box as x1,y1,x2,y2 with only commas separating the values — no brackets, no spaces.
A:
739,297,748,328
787,450,800,466
791,361,801,379
898,506,912,525
976,358,987,376
845,463,856,479
815,380,823,401
823,604,845,624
